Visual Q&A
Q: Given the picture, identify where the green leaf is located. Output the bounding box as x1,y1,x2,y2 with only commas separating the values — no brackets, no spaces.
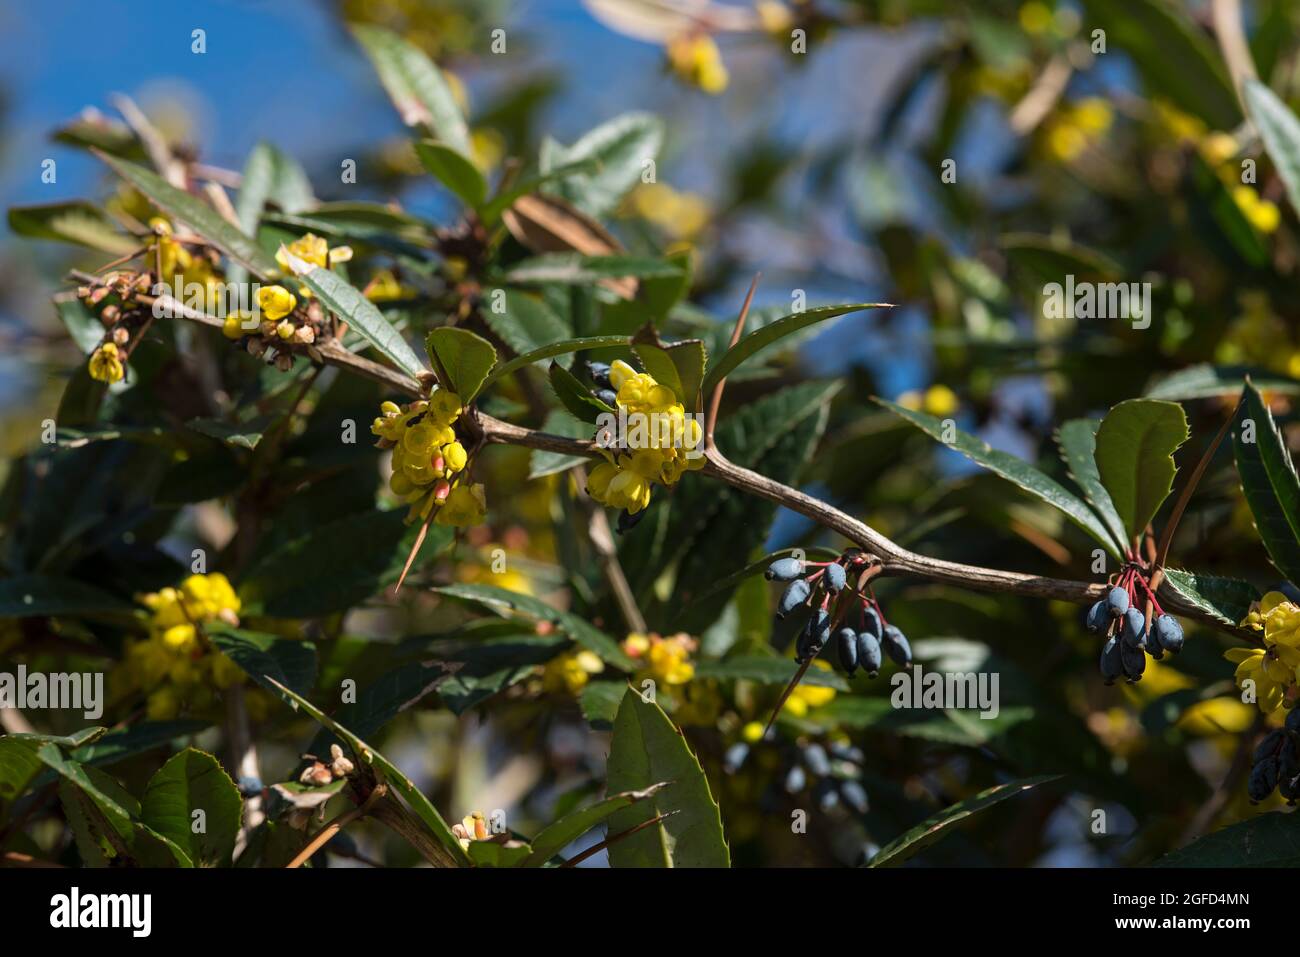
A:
482,289,572,358
1155,810,1300,866
8,201,138,254
283,249,427,379
433,582,635,669
415,139,487,208
605,689,729,867
308,659,453,752
504,253,683,285
208,626,318,696
868,775,1059,867
69,720,211,768
1162,568,1260,627
186,416,266,450
529,411,591,479
1146,364,1300,400
467,838,533,867
239,508,444,617
0,737,43,815
1097,400,1190,540
262,676,469,866
1244,80,1300,217
702,304,887,397
57,299,110,355
140,748,242,867
877,399,1123,558
1233,381,1300,583
631,327,708,410
485,335,632,390
579,680,626,729
423,632,565,714
1055,419,1129,554
0,575,135,618
548,360,615,424
350,23,472,156
9,727,108,749
478,156,604,224
522,783,669,866
539,112,664,218
95,153,281,277
425,327,498,402
694,656,849,690
1080,0,1239,129
236,141,314,237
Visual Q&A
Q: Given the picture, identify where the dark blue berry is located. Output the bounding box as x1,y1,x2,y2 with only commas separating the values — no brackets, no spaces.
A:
587,361,612,388
882,625,911,667
237,775,264,797
777,578,812,619
802,743,832,777
1120,639,1145,681
855,631,882,677
860,606,882,640
839,779,869,814
1287,709,1300,734
1253,729,1284,765
824,563,847,592
723,742,750,774
1120,607,1146,650
765,557,806,581
1249,757,1279,802
1100,636,1122,684
1152,614,1183,654
783,764,807,794
1106,586,1129,618
836,627,858,675
595,388,617,406
814,779,840,812
1084,600,1108,634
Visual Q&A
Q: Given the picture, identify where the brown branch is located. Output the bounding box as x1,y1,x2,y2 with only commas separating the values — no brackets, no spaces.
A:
286,783,387,869
87,292,1253,639
560,809,679,867
705,273,760,452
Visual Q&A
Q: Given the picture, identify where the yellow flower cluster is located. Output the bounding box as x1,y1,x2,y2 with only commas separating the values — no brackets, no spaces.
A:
782,660,837,717
1229,591,1300,713
150,217,222,306
372,392,487,526
275,232,352,276
667,33,728,94
88,342,125,384
541,649,605,696
630,183,710,241
586,360,705,515
118,573,245,720
623,631,696,686
1043,97,1112,163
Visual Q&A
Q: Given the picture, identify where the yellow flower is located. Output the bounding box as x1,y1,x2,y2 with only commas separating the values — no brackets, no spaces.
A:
1232,186,1281,234
276,233,328,270
644,633,696,686
434,483,487,527
363,269,415,303
88,343,125,383
427,389,463,425
667,33,728,94
223,312,253,340
741,720,765,744
1225,593,1300,713
1018,1,1052,34
257,285,297,322
542,649,606,696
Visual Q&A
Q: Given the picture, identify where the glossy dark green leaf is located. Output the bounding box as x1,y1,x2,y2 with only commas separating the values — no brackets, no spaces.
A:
539,112,664,217
140,748,242,867
1232,381,1300,583
415,139,487,208
1162,569,1260,627
1244,80,1300,216
1055,419,1128,554
425,327,497,402
1154,810,1300,866
208,626,318,697
8,201,138,254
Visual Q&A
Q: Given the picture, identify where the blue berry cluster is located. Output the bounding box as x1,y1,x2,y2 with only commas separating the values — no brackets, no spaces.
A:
1248,710,1300,803
725,739,871,815
1084,567,1183,684
768,551,912,676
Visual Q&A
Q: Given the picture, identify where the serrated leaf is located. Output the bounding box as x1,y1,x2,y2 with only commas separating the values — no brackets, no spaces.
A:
1155,810,1300,866
96,152,280,277
261,676,469,866
208,626,318,696
283,249,427,379
140,748,242,867
1162,568,1260,627
1095,400,1190,541
877,399,1122,558
351,23,471,155
522,783,669,866
1244,80,1300,216
432,582,634,669
1056,419,1128,554
702,304,887,397
1233,381,1300,583
539,112,664,218
415,139,487,208
485,335,632,389
425,327,497,402
8,201,138,254
869,775,1059,867
605,689,729,867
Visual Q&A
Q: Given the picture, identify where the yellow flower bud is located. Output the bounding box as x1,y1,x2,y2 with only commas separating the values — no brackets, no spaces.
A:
257,285,298,322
